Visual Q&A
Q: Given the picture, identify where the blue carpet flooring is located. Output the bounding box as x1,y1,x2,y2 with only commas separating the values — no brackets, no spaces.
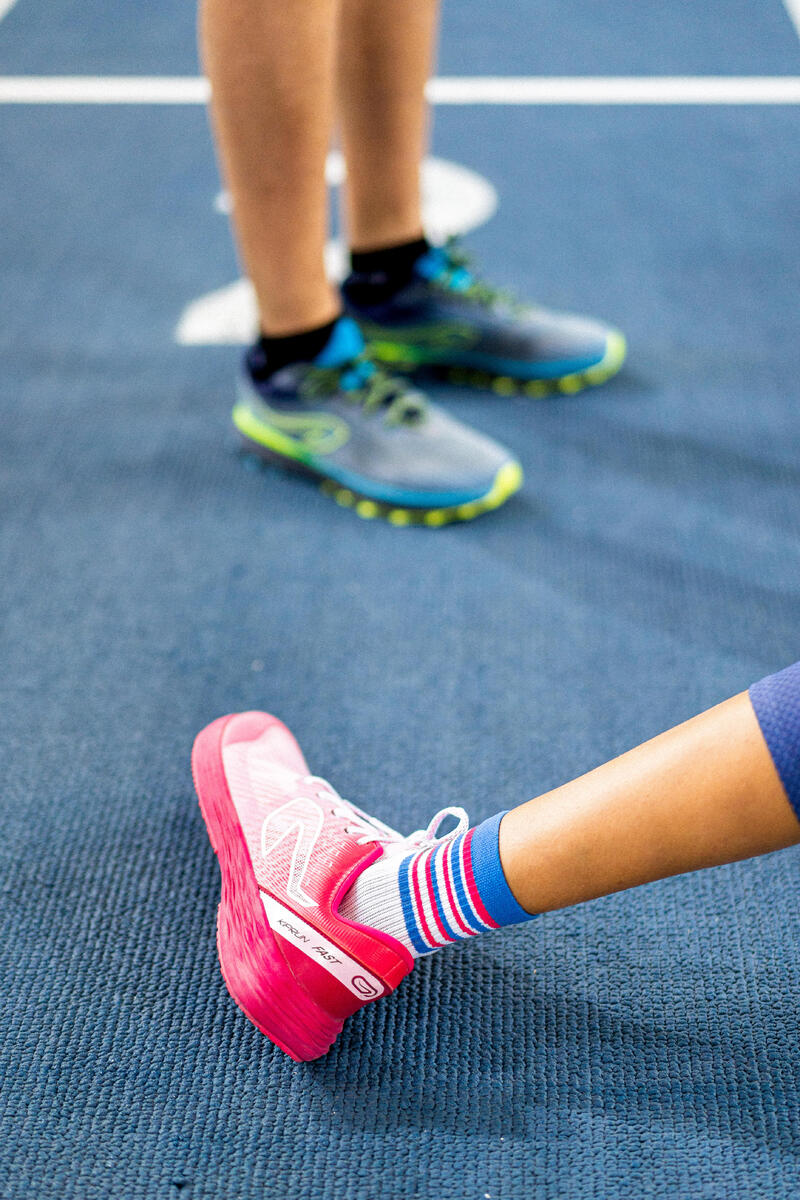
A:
2,3,800,1197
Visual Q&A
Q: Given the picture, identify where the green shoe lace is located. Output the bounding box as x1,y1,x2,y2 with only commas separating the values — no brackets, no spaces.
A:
302,355,427,427
431,237,527,315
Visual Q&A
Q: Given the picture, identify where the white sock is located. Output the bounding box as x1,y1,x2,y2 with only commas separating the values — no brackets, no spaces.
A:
339,811,534,957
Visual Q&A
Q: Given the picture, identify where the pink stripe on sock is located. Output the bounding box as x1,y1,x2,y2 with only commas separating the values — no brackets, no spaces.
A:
411,849,438,948
454,835,489,933
442,840,478,937
462,829,500,930
424,847,455,945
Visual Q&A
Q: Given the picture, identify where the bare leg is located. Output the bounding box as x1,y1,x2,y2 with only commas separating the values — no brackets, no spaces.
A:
501,691,800,914
200,0,341,334
336,0,439,252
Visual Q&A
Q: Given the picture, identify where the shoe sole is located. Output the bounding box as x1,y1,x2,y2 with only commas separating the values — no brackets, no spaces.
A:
365,330,627,398
232,405,523,526
192,714,344,1061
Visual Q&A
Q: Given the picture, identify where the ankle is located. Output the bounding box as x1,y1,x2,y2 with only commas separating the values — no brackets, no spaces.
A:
340,812,537,960
248,315,341,382
345,236,430,305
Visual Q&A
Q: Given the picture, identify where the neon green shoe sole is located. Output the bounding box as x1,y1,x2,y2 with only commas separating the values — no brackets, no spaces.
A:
319,460,524,527
365,331,627,399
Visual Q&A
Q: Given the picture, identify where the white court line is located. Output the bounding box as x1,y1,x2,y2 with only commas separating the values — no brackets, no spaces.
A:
0,0,20,22
0,75,209,103
429,76,800,104
783,0,800,41
1,75,800,105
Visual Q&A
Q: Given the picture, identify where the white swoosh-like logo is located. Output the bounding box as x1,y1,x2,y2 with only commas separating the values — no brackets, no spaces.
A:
260,796,325,908
259,408,351,454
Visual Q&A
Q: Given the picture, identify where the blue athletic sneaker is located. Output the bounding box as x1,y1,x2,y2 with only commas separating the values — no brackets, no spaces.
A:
343,239,626,397
233,317,522,526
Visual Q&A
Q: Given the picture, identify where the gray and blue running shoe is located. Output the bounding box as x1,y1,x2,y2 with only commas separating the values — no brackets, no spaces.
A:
233,317,522,526
343,239,626,397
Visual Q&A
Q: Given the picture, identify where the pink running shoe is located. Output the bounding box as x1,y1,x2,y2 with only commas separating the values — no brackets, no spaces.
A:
192,711,437,1061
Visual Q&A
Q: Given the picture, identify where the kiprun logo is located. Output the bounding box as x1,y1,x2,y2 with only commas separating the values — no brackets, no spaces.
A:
174,153,498,346
243,406,350,454
350,975,379,998
260,796,325,909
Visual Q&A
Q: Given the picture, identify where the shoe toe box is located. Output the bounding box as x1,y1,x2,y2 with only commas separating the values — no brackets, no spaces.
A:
339,404,520,506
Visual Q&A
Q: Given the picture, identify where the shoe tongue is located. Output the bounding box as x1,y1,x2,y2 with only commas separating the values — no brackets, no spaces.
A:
312,316,365,367
414,246,473,293
414,246,450,282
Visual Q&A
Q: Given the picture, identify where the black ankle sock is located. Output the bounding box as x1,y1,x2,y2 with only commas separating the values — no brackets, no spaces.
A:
350,236,430,280
347,236,430,305
248,316,339,382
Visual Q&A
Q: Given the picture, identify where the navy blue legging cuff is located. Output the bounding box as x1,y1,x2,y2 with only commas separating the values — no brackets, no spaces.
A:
749,660,800,822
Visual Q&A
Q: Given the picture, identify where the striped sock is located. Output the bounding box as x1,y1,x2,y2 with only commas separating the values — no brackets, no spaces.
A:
340,811,536,957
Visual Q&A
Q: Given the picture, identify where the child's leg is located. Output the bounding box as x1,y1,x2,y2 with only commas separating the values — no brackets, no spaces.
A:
199,0,340,335
194,663,800,1056
501,678,800,914
344,664,800,952
336,0,438,252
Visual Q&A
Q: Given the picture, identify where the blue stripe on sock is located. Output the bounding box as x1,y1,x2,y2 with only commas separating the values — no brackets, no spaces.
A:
470,812,538,926
750,661,800,823
397,853,431,955
450,832,482,932
428,842,460,942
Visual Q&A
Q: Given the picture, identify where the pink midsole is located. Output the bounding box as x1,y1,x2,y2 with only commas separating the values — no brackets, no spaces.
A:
191,714,343,1061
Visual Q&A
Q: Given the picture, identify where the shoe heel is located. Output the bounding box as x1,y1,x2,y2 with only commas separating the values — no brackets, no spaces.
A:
192,716,344,1061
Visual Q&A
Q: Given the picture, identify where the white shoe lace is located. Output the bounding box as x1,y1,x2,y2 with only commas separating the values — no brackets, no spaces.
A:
302,775,469,848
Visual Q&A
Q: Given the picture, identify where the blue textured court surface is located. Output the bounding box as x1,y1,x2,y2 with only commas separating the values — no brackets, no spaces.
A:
3,2,800,1197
